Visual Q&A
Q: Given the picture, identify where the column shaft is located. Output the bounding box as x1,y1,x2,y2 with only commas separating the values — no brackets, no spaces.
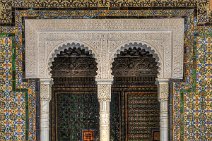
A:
160,100,168,141
99,101,110,141
157,79,169,141
40,100,50,141
97,81,112,141
40,79,52,141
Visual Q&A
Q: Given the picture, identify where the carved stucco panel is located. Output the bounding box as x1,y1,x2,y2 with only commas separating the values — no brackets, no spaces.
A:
172,32,184,78
25,19,184,80
29,19,174,31
38,32,102,78
107,32,170,78
40,32,170,79
162,33,172,78
25,22,38,78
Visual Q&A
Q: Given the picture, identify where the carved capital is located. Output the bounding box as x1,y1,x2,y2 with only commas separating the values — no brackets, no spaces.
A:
156,79,169,101
40,78,53,101
97,80,112,101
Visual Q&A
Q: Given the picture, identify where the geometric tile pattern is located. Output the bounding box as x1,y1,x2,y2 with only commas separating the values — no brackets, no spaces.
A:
0,7,211,141
0,35,26,140
173,26,212,140
0,0,211,25
0,35,37,140
195,27,211,140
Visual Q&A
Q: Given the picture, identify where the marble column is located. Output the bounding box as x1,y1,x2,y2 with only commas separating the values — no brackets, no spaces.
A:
40,78,53,141
157,79,169,141
97,80,112,141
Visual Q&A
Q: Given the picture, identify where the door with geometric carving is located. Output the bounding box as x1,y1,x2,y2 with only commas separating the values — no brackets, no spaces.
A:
50,46,99,141
110,47,160,141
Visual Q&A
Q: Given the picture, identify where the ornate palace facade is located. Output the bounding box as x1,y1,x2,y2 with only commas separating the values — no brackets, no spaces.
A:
0,0,211,141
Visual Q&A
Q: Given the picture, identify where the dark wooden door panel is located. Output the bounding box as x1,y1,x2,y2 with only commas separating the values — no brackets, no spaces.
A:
111,88,160,141
51,88,99,141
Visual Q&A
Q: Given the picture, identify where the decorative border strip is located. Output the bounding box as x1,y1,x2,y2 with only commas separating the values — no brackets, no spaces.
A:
0,0,211,25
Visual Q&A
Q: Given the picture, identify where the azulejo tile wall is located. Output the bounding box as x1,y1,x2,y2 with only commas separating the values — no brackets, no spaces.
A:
0,34,38,140
0,1,211,141
172,26,211,140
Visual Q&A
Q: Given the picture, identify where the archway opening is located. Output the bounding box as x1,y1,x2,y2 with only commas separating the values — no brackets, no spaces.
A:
111,46,160,141
50,46,99,141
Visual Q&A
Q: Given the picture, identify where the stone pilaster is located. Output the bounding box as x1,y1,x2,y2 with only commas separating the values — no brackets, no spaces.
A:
40,78,53,141
97,80,112,141
157,79,169,141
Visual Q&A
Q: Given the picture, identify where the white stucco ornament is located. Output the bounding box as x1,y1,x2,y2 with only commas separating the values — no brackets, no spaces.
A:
25,19,184,80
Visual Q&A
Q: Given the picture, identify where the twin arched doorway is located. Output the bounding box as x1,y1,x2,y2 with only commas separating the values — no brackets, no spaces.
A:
25,19,184,141
50,43,160,141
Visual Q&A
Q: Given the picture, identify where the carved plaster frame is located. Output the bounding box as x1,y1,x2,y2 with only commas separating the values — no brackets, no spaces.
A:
25,19,184,141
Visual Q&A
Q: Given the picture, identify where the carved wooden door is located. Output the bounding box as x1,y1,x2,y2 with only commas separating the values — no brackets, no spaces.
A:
110,47,160,141
50,46,99,141
110,86,160,141
51,88,99,141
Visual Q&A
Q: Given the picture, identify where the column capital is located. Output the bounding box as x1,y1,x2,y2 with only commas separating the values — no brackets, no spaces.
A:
156,79,169,101
156,78,169,84
157,78,169,141
96,79,113,85
97,84,111,101
40,78,53,101
40,78,53,85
